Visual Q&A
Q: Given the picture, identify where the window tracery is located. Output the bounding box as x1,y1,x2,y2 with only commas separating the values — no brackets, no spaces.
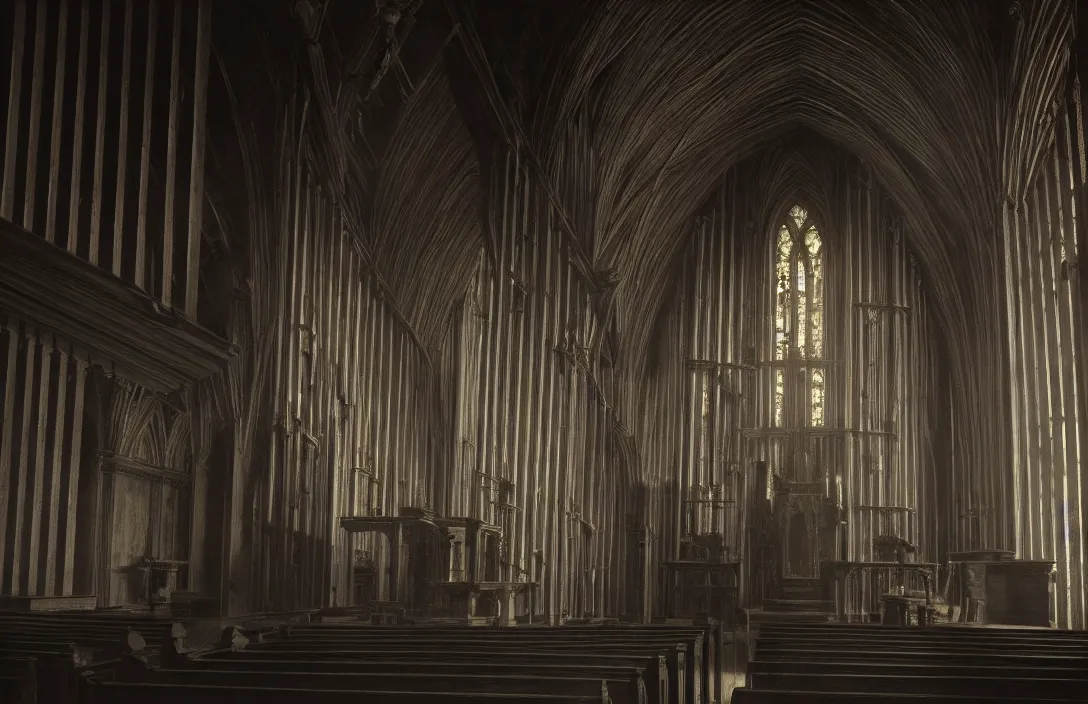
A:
773,205,825,427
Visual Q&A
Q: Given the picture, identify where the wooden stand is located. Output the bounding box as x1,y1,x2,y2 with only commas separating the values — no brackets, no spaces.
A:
339,507,441,612
141,558,187,612
432,581,532,626
946,554,1056,627
879,593,930,626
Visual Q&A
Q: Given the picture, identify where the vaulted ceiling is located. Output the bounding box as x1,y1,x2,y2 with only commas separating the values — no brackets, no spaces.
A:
216,0,1073,383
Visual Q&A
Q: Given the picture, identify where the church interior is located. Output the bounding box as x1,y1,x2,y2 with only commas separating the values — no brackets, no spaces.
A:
1,0,1087,701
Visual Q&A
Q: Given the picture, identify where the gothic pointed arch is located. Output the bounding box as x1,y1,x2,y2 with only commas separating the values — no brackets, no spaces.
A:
772,204,826,428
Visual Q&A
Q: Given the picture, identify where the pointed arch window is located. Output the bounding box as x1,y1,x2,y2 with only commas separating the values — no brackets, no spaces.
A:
773,205,825,427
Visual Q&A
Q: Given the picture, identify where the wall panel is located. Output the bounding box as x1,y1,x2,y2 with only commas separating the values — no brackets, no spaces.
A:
0,0,211,320
1005,101,1087,628
0,314,87,597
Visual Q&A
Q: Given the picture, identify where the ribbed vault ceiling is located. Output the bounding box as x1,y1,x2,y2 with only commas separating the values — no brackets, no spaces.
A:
261,0,1072,403
510,0,1069,382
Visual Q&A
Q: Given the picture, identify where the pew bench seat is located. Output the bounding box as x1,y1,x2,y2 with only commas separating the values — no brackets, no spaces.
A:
746,671,1085,699
732,689,1080,704
747,658,1088,683
80,679,610,704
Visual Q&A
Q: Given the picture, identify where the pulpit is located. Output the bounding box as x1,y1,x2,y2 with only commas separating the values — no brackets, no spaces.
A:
338,507,441,613
428,516,535,625
140,558,187,612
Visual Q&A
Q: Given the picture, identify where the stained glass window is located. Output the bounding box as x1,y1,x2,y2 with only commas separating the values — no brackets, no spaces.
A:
773,206,825,427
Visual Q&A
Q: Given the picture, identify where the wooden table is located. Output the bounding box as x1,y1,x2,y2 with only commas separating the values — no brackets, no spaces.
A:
879,594,930,626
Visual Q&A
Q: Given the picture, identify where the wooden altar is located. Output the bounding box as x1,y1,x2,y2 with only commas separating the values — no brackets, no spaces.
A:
141,558,188,612
946,552,1056,627
338,506,441,613
427,516,535,625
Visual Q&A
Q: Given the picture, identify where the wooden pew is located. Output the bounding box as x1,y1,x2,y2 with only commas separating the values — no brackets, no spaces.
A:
290,622,722,704
747,659,1088,683
236,630,696,701
0,613,175,702
179,649,668,704
259,626,705,704
166,659,647,696
746,671,1085,699
757,623,1088,637
306,622,725,700
754,636,1087,654
0,656,36,704
751,646,1088,667
743,621,1087,702
0,642,105,702
133,668,641,703
204,642,685,704
80,679,611,704
752,631,1088,648
732,690,1079,703
755,624,1088,644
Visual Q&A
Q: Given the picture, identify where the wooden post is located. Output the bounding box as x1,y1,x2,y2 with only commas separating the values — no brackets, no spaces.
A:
88,0,112,266
23,0,47,231
11,325,39,595
67,0,90,255
62,349,87,596
187,458,208,594
161,0,182,306
1,0,27,221
45,0,70,243
111,0,133,277
0,318,20,586
220,421,247,616
135,0,159,289
26,333,53,595
185,0,212,319
95,455,116,606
